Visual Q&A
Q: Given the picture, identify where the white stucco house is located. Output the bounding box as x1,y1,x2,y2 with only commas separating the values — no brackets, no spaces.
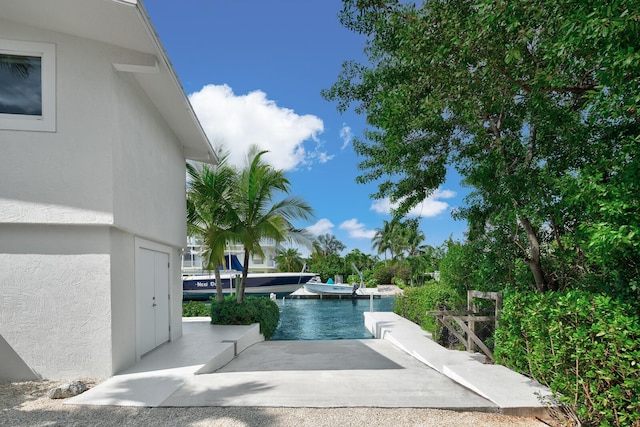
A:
0,0,216,380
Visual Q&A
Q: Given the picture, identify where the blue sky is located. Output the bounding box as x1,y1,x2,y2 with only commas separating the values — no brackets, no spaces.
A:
145,1,469,255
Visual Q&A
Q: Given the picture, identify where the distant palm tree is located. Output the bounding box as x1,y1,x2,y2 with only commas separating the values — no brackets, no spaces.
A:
344,248,377,272
275,248,304,272
186,152,236,302
372,220,396,260
400,218,426,257
229,147,314,302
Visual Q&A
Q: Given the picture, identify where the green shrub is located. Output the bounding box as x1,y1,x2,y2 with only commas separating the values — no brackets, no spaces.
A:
182,301,210,317
394,263,412,286
373,263,396,285
495,290,640,426
393,282,464,333
364,277,378,288
348,270,379,288
392,276,407,288
210,296,280,340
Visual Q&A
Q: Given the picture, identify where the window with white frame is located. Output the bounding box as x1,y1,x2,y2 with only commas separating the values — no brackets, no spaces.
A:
0,39,55,132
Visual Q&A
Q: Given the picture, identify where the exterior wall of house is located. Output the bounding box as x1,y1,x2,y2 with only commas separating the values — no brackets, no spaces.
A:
0,19,187,378
109,228,136,375
0,19,115,225
111,70,187,247
0,225,113,379
110,57,187,367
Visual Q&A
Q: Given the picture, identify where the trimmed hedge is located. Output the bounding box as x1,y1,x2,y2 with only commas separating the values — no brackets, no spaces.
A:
210,296,280,340
182,301,210,317
495,290,640,426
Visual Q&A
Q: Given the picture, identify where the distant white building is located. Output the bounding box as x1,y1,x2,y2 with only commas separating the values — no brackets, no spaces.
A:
182,237,281,274
0,0,216,380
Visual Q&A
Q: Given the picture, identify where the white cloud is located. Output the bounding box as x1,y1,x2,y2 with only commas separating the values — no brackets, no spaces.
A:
306,218,334,236
370,188,457,218
339,218,376,239
189,84,324,171
339,124,352,150
317,152,335,164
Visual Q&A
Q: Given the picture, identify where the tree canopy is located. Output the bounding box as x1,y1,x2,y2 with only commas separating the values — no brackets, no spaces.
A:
312,233,346,256
324,0,640,294
228,147,315,302
275,248,305,272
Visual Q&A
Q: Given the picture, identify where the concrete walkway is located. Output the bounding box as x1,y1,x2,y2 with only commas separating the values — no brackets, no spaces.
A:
68,314,552,419
364,312,553,418
161,339,496,410
67,319,263,407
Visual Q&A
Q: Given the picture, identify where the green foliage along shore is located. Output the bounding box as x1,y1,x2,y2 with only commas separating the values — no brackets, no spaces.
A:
393,283,464,335
495,291,640,426
182,301,211,317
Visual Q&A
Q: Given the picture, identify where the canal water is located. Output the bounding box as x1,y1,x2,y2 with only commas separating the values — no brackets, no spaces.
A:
272,297,396,340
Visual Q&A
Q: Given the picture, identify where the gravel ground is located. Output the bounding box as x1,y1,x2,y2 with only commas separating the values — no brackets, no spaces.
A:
1,379,548,427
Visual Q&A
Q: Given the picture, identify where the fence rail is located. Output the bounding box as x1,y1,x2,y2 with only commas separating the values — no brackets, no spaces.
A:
427,290,502,362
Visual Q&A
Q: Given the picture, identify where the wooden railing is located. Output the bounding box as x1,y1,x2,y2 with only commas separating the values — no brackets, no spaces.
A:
427,290,502,362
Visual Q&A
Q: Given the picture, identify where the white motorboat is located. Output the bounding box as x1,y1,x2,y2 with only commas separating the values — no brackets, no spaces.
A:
304,264,367,296
183,255,315,300
304,278,360,296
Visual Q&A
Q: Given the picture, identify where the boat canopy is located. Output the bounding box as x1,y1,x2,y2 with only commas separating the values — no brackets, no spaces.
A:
222,254,244,271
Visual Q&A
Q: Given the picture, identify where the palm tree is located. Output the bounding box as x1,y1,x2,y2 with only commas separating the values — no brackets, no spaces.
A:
229,147,314,302
186,153,236,302
344,248,377,272
275,248,304,272
0,54,38,79
372,219,397,260
400,218,426,257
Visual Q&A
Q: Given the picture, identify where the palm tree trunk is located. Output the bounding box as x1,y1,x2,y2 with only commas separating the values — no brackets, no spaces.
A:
237,249,250,303
214,258,224,303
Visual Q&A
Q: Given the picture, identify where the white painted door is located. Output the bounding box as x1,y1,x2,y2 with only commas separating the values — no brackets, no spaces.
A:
153,251,170,346
138,248,170,356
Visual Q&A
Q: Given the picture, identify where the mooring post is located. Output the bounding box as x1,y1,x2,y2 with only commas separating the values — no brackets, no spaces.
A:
467,291,476,353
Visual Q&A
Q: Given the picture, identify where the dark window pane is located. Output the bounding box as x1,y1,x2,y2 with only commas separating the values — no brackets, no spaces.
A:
0,54,42,116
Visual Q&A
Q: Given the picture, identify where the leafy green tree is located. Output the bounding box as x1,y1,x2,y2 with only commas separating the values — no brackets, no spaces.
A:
325,0,640,294
186,153,236,303
421,244,445,274
228,147,314,302
275,248,305,272
308,252,346,283
313,233,346,256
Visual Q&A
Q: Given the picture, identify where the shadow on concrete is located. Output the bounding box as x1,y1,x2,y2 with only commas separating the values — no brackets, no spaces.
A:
216,339,403,373
0,378,282,426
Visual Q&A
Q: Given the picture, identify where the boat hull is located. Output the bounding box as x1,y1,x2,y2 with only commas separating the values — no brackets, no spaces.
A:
183,272,316,300
304,282,355,295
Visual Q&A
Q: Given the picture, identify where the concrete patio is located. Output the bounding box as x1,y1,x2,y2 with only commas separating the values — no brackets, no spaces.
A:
67,313,552,420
